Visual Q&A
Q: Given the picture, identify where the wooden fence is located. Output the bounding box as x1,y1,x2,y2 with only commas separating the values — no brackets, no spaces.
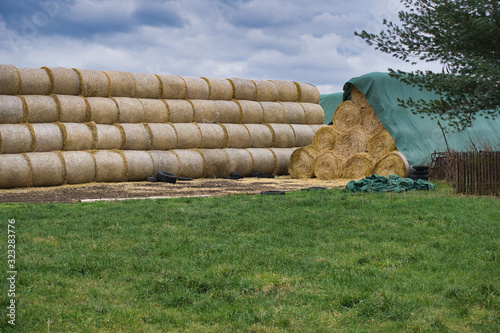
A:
452,151,500,196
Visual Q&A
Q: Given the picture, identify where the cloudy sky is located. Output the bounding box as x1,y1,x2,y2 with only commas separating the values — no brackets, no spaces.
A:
0,0,442,94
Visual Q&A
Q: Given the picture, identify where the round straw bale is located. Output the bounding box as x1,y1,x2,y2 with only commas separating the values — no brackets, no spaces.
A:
373,151,410,178
312,126,339,153
192,100,218,123
244,124,273,148
0,64,20,95
332,100,362,132
237,100,263,124
202,77,233,100
197,123,226,148
265,124,295,148
0,124,33,154
341,153,374,180
25,152,64,187
269,80,299,102
166,100,194,123
367,129,396,161
114,97,144,123
172,149,205,178
289,146,319,178
92,150,127,182
31,123,63,152
227,78,257,100
87,97,119,124
132,73,161,99
145,123,177,150
245,148,276,175
260,102,286,123
18,67,51,95
56,95,88,123
360,105,384,136
60,151,96,184
182,76,210,100
289,124,314,147
140,99,169,123
0,154,30,188
44,67,80,95
254,79,278,102
73,68,110,97
122,150,154,181
199,149,229,178
59,123,94,151
172,123,202,149
118,124,151,150
220,124,251,148
224,148,253,176
105,71,136,97
215,100,241,123
149,150,180,175
333,126,368,159
0,96,24,123
24,95,58,123
158,74,187,99
314,152,343,180
280,102,306,124
94,124,123,150
294,82,320,104
301,103,325,125
350,86,370,109
269,148,295,175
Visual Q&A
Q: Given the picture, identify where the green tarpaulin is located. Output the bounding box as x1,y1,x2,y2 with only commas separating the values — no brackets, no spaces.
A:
345,174,435,193
319,92,343,125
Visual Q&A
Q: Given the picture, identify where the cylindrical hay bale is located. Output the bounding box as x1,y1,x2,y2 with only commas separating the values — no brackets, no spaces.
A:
44,67,80,95
173,149,205,178
301,103,325,125
182,76,210,100
25,152,64,187
0,65,20,95
60,151,96,184
312,126,339,153
334,126,368,159
60,123,94,151
197,123,226,148
199,149,229,178
92,150,127,182
18,67,51,95
0,96,24,123
202,77,234,100
31,123,63,152
244,124,273,148
73,68,110,97
118,124,151,150
172,123,202,149
228,78,257,100
0,154,30,188
149,150,179,175
280,102,306,124
254,79,278,102
260,102,286,123
166,100,194,123
373,151,410,178
215,100,241,123
123,150,154,181
146,123,177,150
132,73,161,99
314,152,343,180
57,95,88,123
245,148,275,175
269,148,294,175
290,124,314,147
224,148,253,176
25,95,58,123
0,124,33,154
269,80,299,102
105,71,136,97
350,86,371,109
332,100,362,132
238,100,263,124
361,106,384,136
289,146,319,178
368,129,396,161
192,100,218,123
87,97,119,124
341,153,374,180
94,124,123,150
266,124,295,148
158,74,187,99
294,82,320,104
140,99,169,123
114,97,144,123
220,124,251,148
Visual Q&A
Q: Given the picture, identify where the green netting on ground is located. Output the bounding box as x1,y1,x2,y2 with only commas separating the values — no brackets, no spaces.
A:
319,92,343,125
345,174,435,193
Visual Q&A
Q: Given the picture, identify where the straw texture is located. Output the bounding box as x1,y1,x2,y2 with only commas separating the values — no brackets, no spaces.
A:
166,100,194,123
266,124,295,148
289,146,318,178
92,150,127,182
0,96,24,123
118,124,151,150
60,123,94,151
312,126,339,153
224,148,253,176
332,100,362,132
44,67,80,95
197,123,227,148
202,77,234,100
261,102,286,123
314,152,343,180
123,150,154,181
281,102,306,124
25,152,65,187
199,149,229,178
341,153,374,180
245,148,275,175
73,68,110,97
373,151,410,178
269,148,295,175
302,103,325,124
146,123,178,150
114,97,144,123
238,100,263,124
173,149,205,178
149,150,179,175
25,95,58,123
215,100,241,123
254,80,278,101
172,123,202,149
269,80,299,102
132,73,161,99
183,76,210,100
106,71,136,97
192,100,218,123
0,154,30,188
18,67,51,95
294,82,320,104
0,64,20,95
31,123,63,152
87,97,119,124
289,124,314,147
140,99,169,123
220,124,251,148
228,78,256,100
367,129,396,161
334,126,368,159
245,124,273,148
60,151,96,184
57,95,88,123
0,124,33,154
158,74,187,99
94,124,123,150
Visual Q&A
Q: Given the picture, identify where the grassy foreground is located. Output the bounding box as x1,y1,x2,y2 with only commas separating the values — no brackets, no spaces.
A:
0,183,499,332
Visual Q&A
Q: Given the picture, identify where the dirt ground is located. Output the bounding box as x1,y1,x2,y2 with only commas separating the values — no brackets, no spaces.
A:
0,177,351,204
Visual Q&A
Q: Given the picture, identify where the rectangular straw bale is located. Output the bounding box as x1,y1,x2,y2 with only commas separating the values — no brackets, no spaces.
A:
31,123,63,152
172,149,205,178
183,76,210,100
132,73,161,99
18,67,51,95
238,100,263,124
25,152,64,187
60,151,96,184
215,100,241,123
301,103,325,125
87,97,119,124
198,149,229,177
149,150,179,175
192,100,218,123
245,148,276,175
56,95,88,123
223,148,253,176
60,123,94,150
114,97,144,123
92,150,127,182
140,99,169,123
172,123,202,149
228,77,257,100
294,82,320,104
220,124,251,148
105,71,136,97
94,124,123,150
0,154,30,188
44,67,80,95
145,123,177,150
280,102,306,124
0,96,24,123
166,100,194,123
269,80,299,102
201,77,234,100
254,79,278,102
122,150,154,181
197,123,226,148
268,148,295,175
260,102,286,123
245,124,274,148
0,64,20,95
24,95,58,123
118,123,151,150
158,74,187,99
290,124,314,147
73,68,110,97
0,124,33,154
265,124,295,148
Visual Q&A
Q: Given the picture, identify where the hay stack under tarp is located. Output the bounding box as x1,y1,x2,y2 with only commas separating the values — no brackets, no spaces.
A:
311,126,339,153
44,67,80,95
123,150,154,181
87,97,119,124
341,153,374,180
73,68,110,97
166,100,194,123
199,149,229,178
0,96,24,123
25,95,58,123
31,123,63,152
202,77,233,100
149,150,179,175
0,154,30,188
245,148,276,175
373,151,410,178
314,152,343,180
237,100,263,124
25,152,64,187
215,100,241,123
92,150,127,182
0,124,33,154
145,123,177,150
18,67,51,95
59,123,94,151
115,97,144,123
172,123,202,149
141,99,168,123
105,71,136,97
132,73,161,99
0,64,20,95
173,149,205,178
288,146,319,178
57,95,88,123
59,151,96,184
332,100,362,132
158,74,187,99
368,129,396,161
228,77,257,100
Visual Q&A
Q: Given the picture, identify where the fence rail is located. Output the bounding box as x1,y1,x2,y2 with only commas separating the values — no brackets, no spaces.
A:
452,151,500,196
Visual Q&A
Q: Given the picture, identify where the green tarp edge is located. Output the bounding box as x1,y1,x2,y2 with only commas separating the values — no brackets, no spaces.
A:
319,92,343,125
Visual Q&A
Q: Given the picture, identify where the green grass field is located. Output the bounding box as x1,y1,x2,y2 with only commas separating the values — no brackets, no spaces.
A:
1,183,499,332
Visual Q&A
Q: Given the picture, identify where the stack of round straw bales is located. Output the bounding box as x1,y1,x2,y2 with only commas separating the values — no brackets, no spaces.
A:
0,64,324,188
289,86,410,180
